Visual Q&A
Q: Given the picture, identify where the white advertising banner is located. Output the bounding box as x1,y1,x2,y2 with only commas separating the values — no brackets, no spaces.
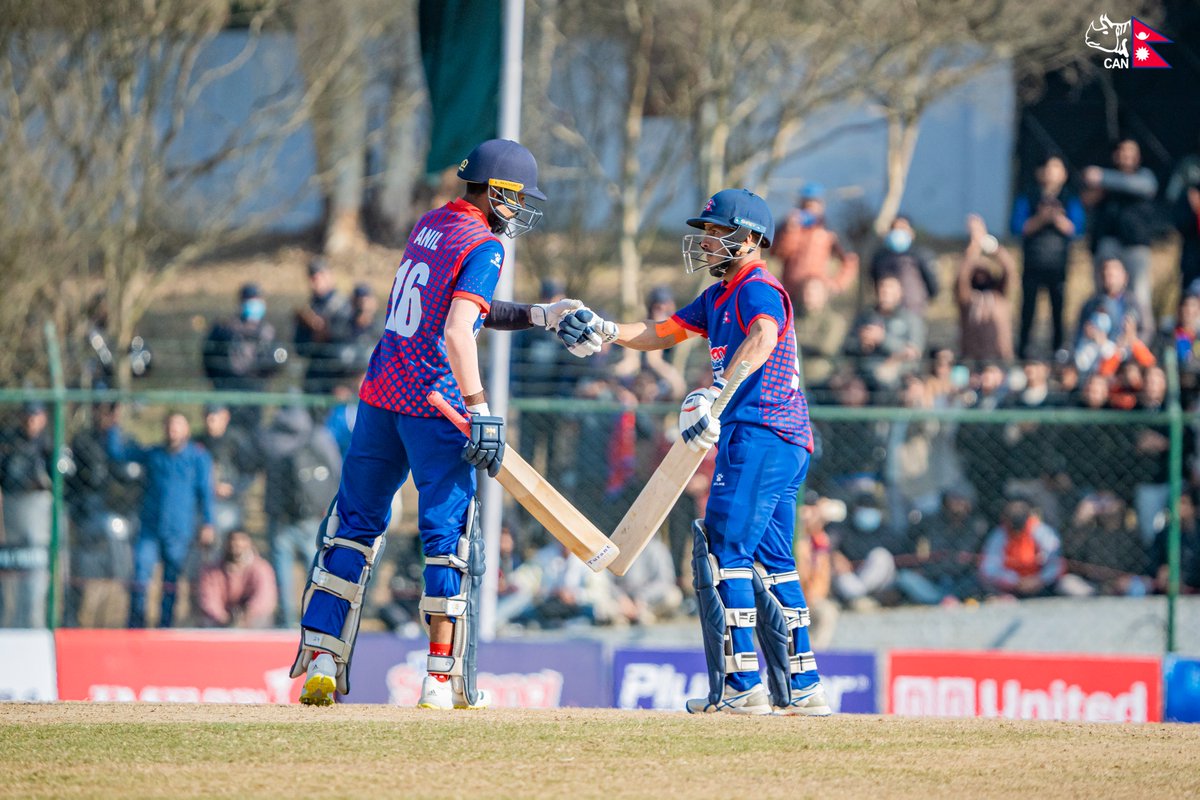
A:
0,629,57,701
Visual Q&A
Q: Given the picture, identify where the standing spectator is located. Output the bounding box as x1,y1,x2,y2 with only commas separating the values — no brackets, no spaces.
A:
957,363,1010,521
1083,139,1160,337
843,274,926,391
978,497,1071,598
0,403,55,628
1174,171,1200,291
1074,258,1144,375
899,486,988,604
194,404,259,537
1132,367,1171,544
202,283,287,429
1011,155,1085,358
956,214,1018,363
794,277,848,389
294,258,351,395
107,409,214,628
869,215,938,315
65,403,136,628
773,183,858,301
195,529,278,628
261,405,342,626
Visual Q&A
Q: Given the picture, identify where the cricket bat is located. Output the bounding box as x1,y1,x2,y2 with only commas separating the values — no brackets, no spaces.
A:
427,391,619,572
605,361,753,576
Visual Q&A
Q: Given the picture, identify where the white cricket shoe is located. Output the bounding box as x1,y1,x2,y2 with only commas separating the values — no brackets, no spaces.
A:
685,683,773,715
299,653,337,707
453,684,492,710
774,683,833,716
417,675,454,710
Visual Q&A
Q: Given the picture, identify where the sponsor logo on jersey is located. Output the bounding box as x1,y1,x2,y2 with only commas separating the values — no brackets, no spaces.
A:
709,344,727,372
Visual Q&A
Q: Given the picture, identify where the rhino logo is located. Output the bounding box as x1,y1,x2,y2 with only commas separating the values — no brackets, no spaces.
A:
1085,14,1130,58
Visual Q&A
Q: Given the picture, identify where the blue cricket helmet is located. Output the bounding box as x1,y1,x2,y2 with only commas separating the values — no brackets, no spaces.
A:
686,188,774,247
456,139,546,201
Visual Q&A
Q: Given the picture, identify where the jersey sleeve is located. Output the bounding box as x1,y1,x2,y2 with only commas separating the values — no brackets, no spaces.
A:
673,292,709,336
735,280,787,334
452,239,505,312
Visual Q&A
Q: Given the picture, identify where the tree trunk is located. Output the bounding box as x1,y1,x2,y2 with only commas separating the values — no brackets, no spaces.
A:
617,4,653,320
873,110,922,236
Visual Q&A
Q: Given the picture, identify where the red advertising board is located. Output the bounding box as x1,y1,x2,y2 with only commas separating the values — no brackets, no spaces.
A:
55,629,303,704
888,650,1162,722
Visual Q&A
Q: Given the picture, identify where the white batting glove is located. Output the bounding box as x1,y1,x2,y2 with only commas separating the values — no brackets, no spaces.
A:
679,377,726,452
529,298,583,331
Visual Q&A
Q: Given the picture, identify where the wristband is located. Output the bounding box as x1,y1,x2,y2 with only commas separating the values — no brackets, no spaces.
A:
463,390,487,406
467,402,492,416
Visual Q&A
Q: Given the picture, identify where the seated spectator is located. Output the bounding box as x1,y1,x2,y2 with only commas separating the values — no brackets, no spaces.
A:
796,493,844,647
774,182,859,300
1133,367,1171,543
498,541,622,629
1061,492,1153,596
978,497,1078,598
956,214,1017,363
885,375,952,526
1152,491,1200,594
1076,373,1112,410
1074,258,1146,375
829,486,899,610
843,274,926,391
1169,292,1200,405
294,258,351,394
869,215,938,314
794,277,848,388
614,537,682,624
896,485,988,604
195,530,278,628
195,404,259,537
202,283,287,429
957,363,1011,519
1097,315,1155,392
1173,167,1200,291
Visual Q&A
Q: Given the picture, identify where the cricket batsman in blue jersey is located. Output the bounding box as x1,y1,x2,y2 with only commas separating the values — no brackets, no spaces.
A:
289,139,594,709
560,189,831,715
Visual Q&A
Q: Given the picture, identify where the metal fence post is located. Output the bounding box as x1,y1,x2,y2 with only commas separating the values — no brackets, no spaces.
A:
1165,347,1183,653
43,321,67,630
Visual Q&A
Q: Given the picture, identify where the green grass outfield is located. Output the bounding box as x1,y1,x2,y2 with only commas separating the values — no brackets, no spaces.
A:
2,703,1198,799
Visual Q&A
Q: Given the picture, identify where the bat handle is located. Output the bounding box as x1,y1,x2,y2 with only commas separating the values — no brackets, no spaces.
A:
711,360,752,419
427,392,471,435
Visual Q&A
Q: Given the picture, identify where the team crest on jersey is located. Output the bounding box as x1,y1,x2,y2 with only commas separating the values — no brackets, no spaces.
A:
709,344,727,372
722,310,730,323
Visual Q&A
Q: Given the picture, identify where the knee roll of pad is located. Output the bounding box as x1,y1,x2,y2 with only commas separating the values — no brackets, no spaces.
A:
754,567,815,707
289,501,386,695
417,498,484,707
692,520,759,706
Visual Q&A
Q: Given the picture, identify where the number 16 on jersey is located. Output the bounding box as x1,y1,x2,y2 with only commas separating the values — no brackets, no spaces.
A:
386,258,429,337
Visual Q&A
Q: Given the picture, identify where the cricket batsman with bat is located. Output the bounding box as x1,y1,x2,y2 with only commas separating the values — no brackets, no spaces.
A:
290,139,596,709
561,189,831,715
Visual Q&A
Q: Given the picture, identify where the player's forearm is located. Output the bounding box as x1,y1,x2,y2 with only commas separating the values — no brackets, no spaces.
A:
724,320,778,377
445,299,486,401
615,320,676,351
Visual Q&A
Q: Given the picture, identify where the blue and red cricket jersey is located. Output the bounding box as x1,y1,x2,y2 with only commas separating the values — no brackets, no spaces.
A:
672,261,813,452
359,199,504,416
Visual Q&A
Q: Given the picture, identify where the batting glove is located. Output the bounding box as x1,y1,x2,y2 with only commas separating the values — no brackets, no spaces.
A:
558,308,617,357
529,298,583,331
679,377,726,452
463,406,506,477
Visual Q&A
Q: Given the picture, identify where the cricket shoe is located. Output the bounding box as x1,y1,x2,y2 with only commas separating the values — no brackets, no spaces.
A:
774,683,833,716
417,675,454,710
299,653,337,707
453,685,492,710
685,683,773,715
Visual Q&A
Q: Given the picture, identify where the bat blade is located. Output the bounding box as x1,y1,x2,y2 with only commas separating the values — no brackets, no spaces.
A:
607,437,702,575
427,392,619,572
605,361,753,576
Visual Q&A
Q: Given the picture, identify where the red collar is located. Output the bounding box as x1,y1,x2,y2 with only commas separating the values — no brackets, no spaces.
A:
446,197,489,225
715,260,766,307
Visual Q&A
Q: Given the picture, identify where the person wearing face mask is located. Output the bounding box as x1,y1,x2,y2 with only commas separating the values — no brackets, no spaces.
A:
978,497,1067,598
828,488,898,612
869,215,939,315
773,183,859,304
201,282,289,430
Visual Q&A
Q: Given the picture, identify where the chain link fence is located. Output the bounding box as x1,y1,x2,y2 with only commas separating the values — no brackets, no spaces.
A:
0,369,1193,652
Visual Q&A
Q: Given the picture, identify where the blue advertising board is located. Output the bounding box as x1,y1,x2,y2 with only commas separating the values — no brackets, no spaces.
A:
1164,655,1200,723
611,647,878,713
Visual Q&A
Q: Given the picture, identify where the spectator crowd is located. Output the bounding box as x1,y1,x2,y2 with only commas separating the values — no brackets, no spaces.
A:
2,136,1200,633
